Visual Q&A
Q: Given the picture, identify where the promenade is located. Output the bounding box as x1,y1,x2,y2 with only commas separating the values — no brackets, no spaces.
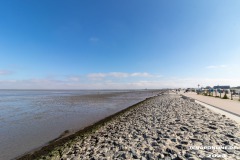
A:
182,92,240,118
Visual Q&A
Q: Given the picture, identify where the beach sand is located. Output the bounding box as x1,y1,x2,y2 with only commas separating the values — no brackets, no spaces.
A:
18,92,240,160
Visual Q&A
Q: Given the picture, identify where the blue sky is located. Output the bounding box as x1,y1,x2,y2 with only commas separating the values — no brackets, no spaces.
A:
0,0,240,89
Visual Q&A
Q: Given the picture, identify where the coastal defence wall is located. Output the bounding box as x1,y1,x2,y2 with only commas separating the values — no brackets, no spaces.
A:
17,92,166,160
18,92,240,160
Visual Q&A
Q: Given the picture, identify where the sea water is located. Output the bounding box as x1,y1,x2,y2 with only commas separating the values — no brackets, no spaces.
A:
0,90,160,159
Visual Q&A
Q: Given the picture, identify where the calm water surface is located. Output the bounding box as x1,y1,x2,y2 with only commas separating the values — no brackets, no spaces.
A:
0,90,160,159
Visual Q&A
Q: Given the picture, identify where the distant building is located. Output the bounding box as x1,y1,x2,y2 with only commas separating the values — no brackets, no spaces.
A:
213,85,230,89
205,86,212,89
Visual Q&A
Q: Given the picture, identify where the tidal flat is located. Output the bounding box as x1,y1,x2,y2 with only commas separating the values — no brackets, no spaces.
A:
0,90,160,160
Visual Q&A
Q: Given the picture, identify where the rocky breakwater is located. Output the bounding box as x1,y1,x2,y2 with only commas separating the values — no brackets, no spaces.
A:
28,94,240,160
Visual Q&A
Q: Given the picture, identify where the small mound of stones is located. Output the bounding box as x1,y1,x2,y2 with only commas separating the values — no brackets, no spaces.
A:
47,94,240,160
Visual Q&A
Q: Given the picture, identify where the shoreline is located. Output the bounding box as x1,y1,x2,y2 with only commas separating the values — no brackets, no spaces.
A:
17,91,165,160
0,89,161,160
17,91,240,159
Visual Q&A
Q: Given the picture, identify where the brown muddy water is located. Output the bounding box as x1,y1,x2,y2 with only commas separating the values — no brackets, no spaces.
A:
0,90,161,159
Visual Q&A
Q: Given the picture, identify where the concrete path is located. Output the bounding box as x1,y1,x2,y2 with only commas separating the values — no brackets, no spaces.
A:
195,100,240,124
182,92,240,118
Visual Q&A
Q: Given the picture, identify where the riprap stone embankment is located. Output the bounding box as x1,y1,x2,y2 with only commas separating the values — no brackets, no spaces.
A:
33,94,240,160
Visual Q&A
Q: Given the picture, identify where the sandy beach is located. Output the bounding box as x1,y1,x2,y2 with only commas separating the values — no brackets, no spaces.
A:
19,92,240,160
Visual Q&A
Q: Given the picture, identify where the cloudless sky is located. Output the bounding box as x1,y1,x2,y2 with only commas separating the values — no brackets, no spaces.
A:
0,0,240,89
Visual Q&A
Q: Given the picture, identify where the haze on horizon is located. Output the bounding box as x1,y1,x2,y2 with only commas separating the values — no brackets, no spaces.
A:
0,0,240,89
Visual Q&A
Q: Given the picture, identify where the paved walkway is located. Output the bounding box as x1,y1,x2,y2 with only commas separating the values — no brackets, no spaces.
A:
181,92,240,117
195,100,240,124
